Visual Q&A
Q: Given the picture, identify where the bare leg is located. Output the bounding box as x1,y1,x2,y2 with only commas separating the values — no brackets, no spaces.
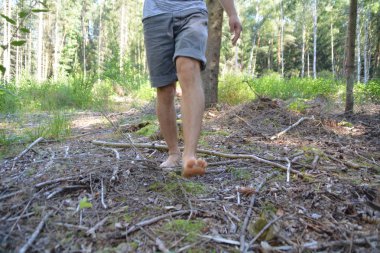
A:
156,82,181,167
176,57,207,178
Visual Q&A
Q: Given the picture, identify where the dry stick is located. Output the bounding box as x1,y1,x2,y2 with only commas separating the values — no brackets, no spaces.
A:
200,235,240,246
0,189,24,201
35,175,81,189
311,154,320,169
98,110,146,160
247,215,284,248
123,210,191,236
100,178,108,209
92,140,304,177
54,222,89,231
12,137,44,169
137,225,170,253
106,148,121,182
285,158,291,184
18,210,53,253
46,185,87,200
239,172,277,252
86,217,108,238
270,116,315,140
3,195,36,243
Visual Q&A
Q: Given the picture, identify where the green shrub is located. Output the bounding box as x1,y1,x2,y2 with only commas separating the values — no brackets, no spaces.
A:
0,84,19,113
218,73,255,105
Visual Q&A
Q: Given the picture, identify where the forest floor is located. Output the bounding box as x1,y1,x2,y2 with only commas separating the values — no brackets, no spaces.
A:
0,96,379,252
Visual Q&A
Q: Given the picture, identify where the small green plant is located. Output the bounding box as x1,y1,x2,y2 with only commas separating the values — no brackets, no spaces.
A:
288,99,309,113
228,167,252,180
136,123,158,137
219,73,255,105
163,219,205,242
79,197,93,209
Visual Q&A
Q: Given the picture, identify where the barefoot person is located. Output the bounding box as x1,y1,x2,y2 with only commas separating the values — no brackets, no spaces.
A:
143,0,242,177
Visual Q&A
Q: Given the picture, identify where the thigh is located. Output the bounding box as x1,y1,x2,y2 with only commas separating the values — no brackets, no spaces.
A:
143,14,178,88
173,9,208,70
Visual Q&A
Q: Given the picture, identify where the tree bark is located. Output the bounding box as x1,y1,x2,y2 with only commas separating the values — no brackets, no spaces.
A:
202,0,223,108
313,0,317,79
345,0,357,113
356,2,361,82
36,6,44,82
363,8,370,84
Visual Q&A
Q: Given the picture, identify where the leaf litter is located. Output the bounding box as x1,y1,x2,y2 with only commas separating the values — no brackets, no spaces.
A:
0,99,379,252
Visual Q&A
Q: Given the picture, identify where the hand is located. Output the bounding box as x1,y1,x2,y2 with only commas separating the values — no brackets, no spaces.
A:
229,15,242,46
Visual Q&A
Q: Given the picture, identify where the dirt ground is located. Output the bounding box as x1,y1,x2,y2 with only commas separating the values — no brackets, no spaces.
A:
0,98,379,252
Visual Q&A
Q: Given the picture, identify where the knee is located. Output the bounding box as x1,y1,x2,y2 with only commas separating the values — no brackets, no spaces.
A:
176,57,200,76
157,83,176,101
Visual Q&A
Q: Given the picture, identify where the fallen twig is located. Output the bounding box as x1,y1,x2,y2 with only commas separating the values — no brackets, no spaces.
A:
19,210,53,253
124,210,191,236
240,172,277,252
200,235,241,246
105,148,121,182
35,175,82,189
92,140,305,177
311,154,320,169
137,225,170,253
101,178,108,209
54,222,89,231
248,215,284,247
270,116,314,140
46,185,87,200
258,235,378,251
86,217,108,238
0,189,24,201
12,137,44,169
285,158,291,184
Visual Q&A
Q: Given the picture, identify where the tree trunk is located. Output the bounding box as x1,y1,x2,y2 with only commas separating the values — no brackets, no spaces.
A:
36,6,44,82
202,0,223,108
363,8,370,84
313,0,317,79
119,2,126,72
97,2,104,79
356,2,361,82
53,2,60,80
301,22,306,78
331,22,335,78
345,0,357,113
81,2,87,79
280,0,284,77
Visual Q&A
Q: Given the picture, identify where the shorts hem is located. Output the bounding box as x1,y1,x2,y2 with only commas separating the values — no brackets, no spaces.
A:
150,73,178,88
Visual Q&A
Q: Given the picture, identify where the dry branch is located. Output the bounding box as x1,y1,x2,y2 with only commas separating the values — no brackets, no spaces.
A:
124,210,191,236
200,235,241,246
12,137,44,169
248,215,284,247
35,175,81,189
0,190,24,201
240,172,277,252
86,217,108,238
18,210,53,253
270,116,314,140
100,178,107,209
92,140,305,177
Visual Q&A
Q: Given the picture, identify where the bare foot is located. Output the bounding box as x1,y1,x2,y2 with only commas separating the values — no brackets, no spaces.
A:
182,158,207,178
160,153,181,168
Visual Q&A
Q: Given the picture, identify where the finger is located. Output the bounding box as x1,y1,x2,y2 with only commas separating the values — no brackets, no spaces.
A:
231,26,242,45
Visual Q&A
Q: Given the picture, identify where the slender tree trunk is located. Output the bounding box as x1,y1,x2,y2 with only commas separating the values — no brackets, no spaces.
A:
268,37,273,70
313,0,317,79
53,2,60,80
36,7,44,82
363,8,370,84
345,0,357,113
119,2,126,72
277,25,281,73
307,51,310,77
81,2,87,79
16,15,19,84
331,21,335,78
97,2,104,79
202,0,223,107
356,1,361,82
248,36,256,74
252,32,260,77
2,0,8,80
301,22,306,78
280,0,284,77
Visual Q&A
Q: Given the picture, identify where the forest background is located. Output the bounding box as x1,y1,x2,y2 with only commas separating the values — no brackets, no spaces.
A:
0,0,379,145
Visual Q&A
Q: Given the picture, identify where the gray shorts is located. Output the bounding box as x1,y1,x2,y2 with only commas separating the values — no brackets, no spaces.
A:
143,8,208,88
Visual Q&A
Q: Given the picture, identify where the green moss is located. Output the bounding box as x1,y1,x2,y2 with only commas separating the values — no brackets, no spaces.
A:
163,219,205,242
135,123,159,137
148,180,207,196
288,99,309,113
227,167,252,180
